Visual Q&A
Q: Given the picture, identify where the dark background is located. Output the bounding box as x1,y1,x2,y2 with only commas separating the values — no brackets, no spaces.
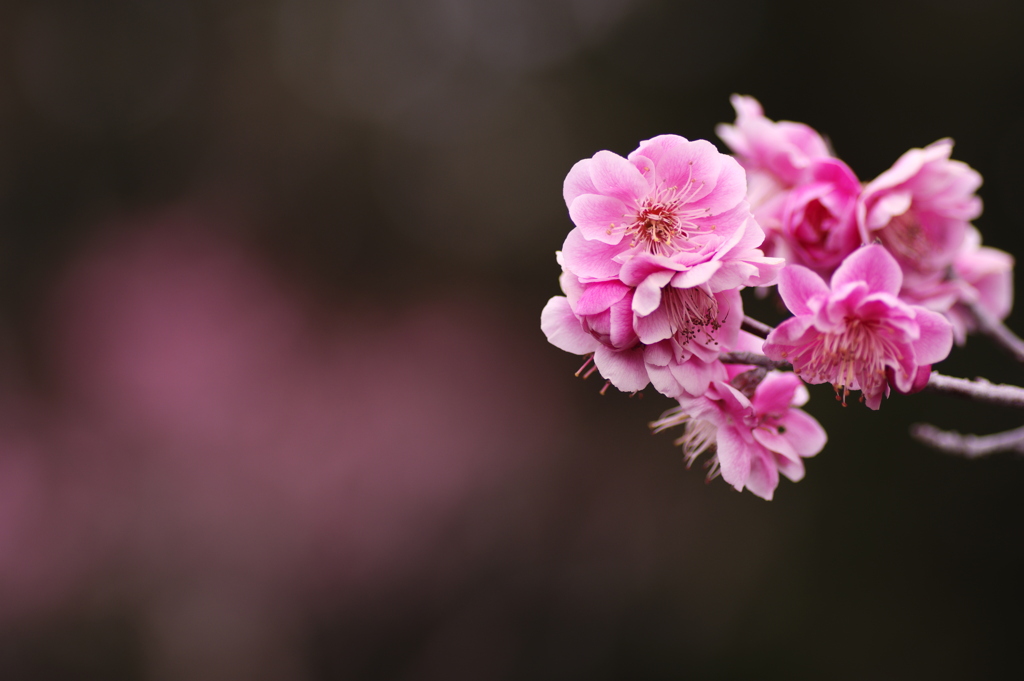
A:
0,0,1022,679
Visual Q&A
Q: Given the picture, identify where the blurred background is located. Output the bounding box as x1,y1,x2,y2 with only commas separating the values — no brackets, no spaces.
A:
0,0,1022,679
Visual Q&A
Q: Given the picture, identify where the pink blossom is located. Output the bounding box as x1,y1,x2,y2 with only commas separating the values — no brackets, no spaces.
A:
881,226,1014,345
547,134,782,397
763,245,953,409
561,135,781,290
715,96,858,274
563,134,747,256
651,370,826,500
715,95,832,186
540,265,737,396
858,139,982,286
946,228,1015,344
773,158,862,274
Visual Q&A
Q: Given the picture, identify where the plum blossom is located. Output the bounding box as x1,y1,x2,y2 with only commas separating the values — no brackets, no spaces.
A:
858,138,982,288
651,368,827,500
763,245,953,409
560,135,782,293
540,260,738,395
548,134,782,396
896,225,1014,346
716,95,860,274
942,228,1014,344
715,95,831,187
563,134,749,259
773,158,861,274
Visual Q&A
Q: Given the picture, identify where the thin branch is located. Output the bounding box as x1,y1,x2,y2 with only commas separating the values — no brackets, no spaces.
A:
910,422,1024,458
924,372,1024,409
741,316,775,339
965,300,1024,364
719,352,792,371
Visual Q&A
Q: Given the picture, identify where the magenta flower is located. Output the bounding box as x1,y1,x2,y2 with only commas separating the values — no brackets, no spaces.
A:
858,139,982,285
715,95,858,274
651,370,826,500
763,245,953,409
774,158,862,274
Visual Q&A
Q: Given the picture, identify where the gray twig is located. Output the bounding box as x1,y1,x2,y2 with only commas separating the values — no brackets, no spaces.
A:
719,352,792,371
741,316,775,339
910,422,1024,458
924,372,1024,409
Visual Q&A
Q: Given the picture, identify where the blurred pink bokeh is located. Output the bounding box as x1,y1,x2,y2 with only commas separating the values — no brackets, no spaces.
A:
0,207,573,674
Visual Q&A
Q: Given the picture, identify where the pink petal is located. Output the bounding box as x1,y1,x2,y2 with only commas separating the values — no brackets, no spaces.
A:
589,150,651,204
831,244,902,296
563,158,598,206
777,265,829,316
862,384,888,410
743,451,779,501
753,427,798,461
762,319,817,365
575,280,630,316
569,194,631,245
716,424,752,492
594,345,649,392
631,269,675,316
670,261,722,289
911,308,954,365
863,190,912,232
540,297,599,355
646,363,683,398
637,137,721,207
560,228,627,280
775,409,827,457
888,364,931,395
635,304,673,344
773,452,806,483
669,356,725,397
690,153,747,215
750,372,803,414
608,295,637,348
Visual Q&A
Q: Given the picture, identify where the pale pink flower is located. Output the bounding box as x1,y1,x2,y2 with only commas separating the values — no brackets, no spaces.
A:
858,139,982,287
651,370,827,500
547,134,782,396
556,217,777,386
715,95,832,186
763,245,953,409
561,135,781,289
540,278,650,394
563,134,748,258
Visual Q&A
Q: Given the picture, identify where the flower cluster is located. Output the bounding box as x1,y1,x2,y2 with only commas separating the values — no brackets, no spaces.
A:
542,134,783,397
719,95,1012,344
542,96,1014,499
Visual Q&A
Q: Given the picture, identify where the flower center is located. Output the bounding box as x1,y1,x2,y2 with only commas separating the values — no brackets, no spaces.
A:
662,287,722,346
799,318,902,405
622,172,712,254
